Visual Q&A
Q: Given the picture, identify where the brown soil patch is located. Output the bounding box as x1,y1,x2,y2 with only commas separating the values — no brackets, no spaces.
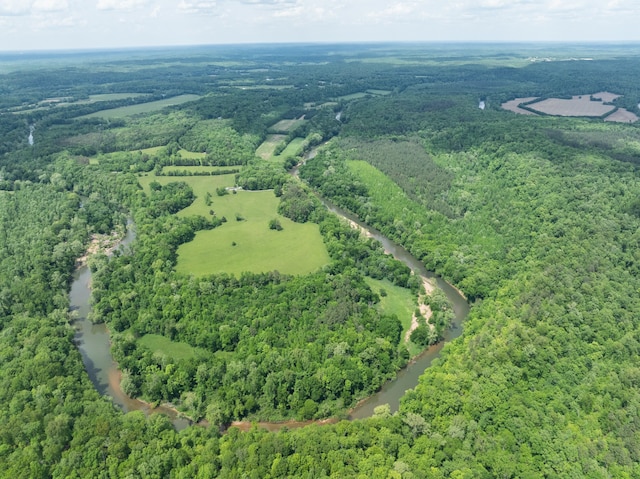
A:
501,97,539,115
528,95,615,117
605,108,639,123
592,91,620,103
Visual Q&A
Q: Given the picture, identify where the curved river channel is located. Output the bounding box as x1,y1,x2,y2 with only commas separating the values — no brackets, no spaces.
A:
70,193,469,430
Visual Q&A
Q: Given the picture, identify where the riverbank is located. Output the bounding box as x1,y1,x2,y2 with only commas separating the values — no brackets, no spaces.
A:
75,226,127,269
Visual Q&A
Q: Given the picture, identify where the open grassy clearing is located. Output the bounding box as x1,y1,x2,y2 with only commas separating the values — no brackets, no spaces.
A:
138,334,200,361
178,149,206,159
335,92,369,101
139,146,165,155
161,165,240,174
233,85,294,90
77,94,201,119
255,134,287,160
366,89,392,96
177,201,330,277
364,277,421,356
272,137,305,163
138,173,330,276
269,118,306,133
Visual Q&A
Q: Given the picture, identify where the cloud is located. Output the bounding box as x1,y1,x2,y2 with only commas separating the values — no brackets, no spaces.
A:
33,0,69,12
0,1,32,15
177,1,217,14
96,0,149,11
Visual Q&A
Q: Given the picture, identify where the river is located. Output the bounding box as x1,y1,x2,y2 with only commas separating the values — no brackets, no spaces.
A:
72,156,468,431
69,222,191,430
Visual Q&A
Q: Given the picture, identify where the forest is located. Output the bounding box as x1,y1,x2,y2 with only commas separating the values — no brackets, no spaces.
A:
1,43,640,477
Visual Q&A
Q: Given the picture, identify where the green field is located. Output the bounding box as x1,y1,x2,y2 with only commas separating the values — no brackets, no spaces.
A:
366,89,392,96
138,334,200,360
335,92,369,101
161,165,239,175
273,138,305,163
269,118,306,133
178,149,206,159
78,94,201,119
364,277,421,355
138,173,330,276
88,93,144,102
256,134,287,160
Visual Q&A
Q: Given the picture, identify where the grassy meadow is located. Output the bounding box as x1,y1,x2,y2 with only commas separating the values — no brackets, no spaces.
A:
364,277,421,356
255,134,287,159
78,94,200,119
138,334,200,361
269,118,306,133
138,172,330,277
272,137,305,163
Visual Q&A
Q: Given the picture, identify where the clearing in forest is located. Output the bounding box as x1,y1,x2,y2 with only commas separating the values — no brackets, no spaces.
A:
255,134,287,159
138,173,330,277
501,97,539,115
77,94,201,119
605,108,639,123
528,95,615,117
269,117,306,133
364,277,423,356
272,137,305,162
138,334,201,361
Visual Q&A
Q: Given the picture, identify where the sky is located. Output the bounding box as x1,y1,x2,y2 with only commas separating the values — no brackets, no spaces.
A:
0,0,638,51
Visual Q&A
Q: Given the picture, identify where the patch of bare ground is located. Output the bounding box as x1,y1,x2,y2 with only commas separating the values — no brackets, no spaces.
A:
75,228,125,268
528,95,615,117
592,91,620,103
605,108,639,123
501,97,539,115
404,276,435,343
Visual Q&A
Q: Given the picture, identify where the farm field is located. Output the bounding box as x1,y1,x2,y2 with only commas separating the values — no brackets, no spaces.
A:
501,97,539,115
269,117,306,133
161,165,239,175
605,108,639,123
138,172,330,276
77,94,201,119
527,94,615,117
176,189,330,277
273,137,305,162
255,134,287,159
178,149,206,159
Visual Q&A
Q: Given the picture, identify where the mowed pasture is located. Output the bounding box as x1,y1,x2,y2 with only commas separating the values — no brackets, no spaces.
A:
77,94,201,119
161,165,239,174
527,95,615,117
178,149,207,160
255,134,287,160
269,117,306,133
273,138,305,162
138,173,330,277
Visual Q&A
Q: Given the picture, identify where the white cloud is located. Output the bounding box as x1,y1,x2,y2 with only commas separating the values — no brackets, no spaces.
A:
0,0,32,15
96,0,149,11
33,0,69,12
178,1,217,14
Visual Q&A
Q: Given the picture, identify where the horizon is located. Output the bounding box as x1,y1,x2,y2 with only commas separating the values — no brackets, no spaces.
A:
0,1,638,53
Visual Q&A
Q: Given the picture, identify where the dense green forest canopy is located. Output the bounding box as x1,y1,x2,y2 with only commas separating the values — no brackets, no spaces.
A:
1,43,640,477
